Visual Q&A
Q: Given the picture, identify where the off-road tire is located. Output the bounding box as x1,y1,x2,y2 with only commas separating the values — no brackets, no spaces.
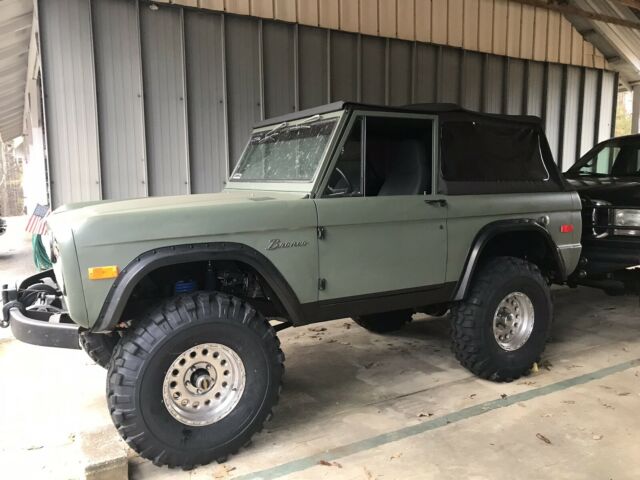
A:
354,310,413,333
107,292,284,469
450,256,552,382
79,331,119,369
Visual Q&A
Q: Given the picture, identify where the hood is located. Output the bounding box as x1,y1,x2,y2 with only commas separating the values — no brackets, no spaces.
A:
565,176,640,207
48,190,309,247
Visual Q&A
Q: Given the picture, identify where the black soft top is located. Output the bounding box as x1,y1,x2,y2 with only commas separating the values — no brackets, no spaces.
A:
254,101,543,128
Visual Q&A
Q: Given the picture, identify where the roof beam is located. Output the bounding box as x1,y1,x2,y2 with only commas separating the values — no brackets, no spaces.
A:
612,0,640,12
510,0,640,30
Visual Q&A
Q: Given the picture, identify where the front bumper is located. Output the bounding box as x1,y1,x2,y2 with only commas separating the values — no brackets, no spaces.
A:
579,237,640,276
1,270,80,350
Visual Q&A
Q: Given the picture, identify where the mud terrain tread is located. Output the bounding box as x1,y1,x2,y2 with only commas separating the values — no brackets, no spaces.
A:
79,331,119,369
450,256,552,382
106,291,284,469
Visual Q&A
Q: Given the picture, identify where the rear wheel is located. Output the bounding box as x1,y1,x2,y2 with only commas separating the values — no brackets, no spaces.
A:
354,310,413,333
107,292,284,469
450,256,552,382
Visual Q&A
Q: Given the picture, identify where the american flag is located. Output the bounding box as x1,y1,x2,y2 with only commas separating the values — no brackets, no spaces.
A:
25,203,51,235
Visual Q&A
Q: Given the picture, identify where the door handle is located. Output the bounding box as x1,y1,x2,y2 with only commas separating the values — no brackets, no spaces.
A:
424,199,447,207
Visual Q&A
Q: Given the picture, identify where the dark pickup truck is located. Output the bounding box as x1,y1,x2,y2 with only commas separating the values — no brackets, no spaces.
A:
565,134,640,293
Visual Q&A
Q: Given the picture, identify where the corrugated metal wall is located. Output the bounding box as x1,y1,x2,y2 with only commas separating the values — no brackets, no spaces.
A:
40,0,618,207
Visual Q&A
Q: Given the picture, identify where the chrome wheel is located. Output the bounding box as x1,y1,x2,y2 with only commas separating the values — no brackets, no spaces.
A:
162,343,246,426
492,292,535,351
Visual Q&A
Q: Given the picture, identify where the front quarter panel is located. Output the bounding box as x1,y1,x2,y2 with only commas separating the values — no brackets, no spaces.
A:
72,198,319,328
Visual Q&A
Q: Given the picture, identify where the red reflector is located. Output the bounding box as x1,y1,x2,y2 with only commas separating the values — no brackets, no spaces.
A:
560,224,574,233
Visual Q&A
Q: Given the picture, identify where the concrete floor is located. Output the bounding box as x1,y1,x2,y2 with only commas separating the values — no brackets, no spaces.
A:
1,217,639,479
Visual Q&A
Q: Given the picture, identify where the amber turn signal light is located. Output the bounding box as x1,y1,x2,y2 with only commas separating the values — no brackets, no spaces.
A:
88,265,119,280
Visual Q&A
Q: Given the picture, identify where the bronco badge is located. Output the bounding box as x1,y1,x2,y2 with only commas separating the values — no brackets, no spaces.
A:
266,239,309,251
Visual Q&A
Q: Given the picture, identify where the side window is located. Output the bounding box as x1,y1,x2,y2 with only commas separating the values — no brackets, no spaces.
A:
365,117,433,196
578,146,619,175
322,115,433,198
323,117,363,197
440,121,549,182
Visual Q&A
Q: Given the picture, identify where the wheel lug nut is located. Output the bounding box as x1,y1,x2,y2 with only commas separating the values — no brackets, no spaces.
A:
181,399,189,406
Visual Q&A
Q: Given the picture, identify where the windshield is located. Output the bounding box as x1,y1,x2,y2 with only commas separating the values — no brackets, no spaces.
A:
230,116,339,182
567,140,640,177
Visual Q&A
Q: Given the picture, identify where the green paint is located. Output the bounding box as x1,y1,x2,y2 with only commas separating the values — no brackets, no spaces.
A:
235,358,640,480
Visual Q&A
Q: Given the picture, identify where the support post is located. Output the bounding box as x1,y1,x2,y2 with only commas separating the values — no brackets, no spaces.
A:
632,85,640,134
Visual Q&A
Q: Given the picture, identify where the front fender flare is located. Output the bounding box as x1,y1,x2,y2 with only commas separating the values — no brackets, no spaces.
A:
91,242,304,332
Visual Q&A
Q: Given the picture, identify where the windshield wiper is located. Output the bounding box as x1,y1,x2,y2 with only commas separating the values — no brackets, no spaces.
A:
258,122,288,143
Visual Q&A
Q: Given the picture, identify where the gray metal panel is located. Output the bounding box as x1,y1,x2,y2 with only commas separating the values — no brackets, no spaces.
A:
263,22,295,118
414,43,437,103
39,0,101,207
460,51,482,111
361,35,385,104
92,0,146,200
526,62,545,117
184,10,227,193
330,31,358,102
545,64,563,161
484,55,504,114
598,71,615,143
225,15,261,167
297,26,328,109
505,59,525,115
580,69,598,156
140,5,189,196
561,66,581,170
388,39,411,106
438,47,460,104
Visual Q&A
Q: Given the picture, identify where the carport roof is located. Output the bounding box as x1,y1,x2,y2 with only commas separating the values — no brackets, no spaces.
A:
566,0,640,88
0,0,32,142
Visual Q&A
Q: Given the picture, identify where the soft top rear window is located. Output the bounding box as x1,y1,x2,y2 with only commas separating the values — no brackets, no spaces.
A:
441,121,549,182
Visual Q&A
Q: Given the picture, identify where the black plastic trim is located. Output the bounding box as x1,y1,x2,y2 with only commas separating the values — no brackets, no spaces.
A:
92,242,305,332
8,306,80,350
453,219,566,301
300,282,457,324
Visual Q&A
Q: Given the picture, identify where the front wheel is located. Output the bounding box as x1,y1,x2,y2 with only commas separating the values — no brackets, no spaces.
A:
450,256,552,382
107,292,284,469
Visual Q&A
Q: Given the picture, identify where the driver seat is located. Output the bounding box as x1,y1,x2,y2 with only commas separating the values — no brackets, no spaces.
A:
377,140,428,196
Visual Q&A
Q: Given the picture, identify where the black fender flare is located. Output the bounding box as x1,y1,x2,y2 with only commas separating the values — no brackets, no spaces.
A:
91,242,304,332
453,219,566,301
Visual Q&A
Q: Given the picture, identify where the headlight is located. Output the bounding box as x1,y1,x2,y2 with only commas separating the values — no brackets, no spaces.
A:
614,209,640,236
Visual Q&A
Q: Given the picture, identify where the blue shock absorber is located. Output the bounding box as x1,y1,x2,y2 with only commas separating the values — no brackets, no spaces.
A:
174,279,198,295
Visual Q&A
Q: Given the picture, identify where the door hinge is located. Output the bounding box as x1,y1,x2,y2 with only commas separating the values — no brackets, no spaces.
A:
318,278,326,290
317,226,325,239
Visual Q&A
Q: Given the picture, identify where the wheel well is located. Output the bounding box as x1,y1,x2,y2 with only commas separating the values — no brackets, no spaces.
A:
477,230,560,281
117,259,290,327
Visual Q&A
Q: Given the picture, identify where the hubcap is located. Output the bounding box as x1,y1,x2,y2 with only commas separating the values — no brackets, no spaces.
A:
492,292,535,351
162,343,246,426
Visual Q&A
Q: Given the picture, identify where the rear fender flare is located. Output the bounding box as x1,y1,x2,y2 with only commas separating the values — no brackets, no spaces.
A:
453,219,565,301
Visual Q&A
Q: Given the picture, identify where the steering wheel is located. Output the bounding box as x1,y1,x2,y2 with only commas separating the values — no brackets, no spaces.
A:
326,167,353,197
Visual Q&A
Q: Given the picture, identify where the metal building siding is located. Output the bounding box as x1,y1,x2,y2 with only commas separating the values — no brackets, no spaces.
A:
545,64,563,161
262,21,296,118
561,66,581,170
39,0,101,206
225,15,261,167
361,35,386,104
92,0,147,200
40,1,617,206
140,5,190,196
580,69,598,156
184,11,227,193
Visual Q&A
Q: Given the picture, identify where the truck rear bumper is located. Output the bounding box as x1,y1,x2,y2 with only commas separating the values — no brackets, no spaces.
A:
1,270,80,350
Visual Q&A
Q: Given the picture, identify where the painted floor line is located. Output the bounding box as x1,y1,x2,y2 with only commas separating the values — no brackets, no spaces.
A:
233,357,640,480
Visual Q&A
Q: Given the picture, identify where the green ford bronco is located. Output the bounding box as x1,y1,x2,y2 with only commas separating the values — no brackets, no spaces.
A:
2,102,582,468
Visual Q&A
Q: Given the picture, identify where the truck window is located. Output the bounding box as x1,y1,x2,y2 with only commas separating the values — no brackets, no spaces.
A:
322,116,433,197
441,121,549,182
